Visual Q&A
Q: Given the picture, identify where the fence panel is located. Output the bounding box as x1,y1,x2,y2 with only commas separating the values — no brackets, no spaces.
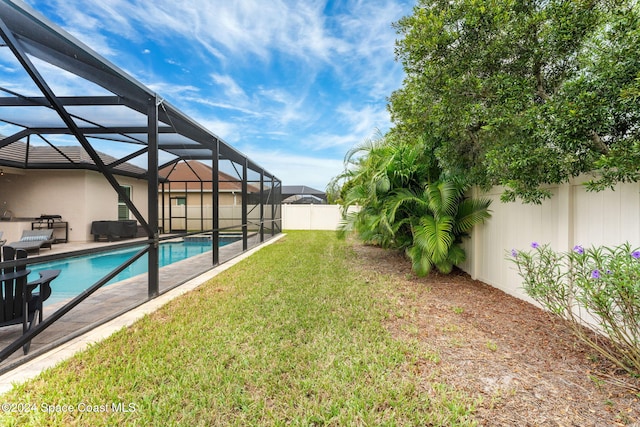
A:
460,179,640,303
282,204,343,230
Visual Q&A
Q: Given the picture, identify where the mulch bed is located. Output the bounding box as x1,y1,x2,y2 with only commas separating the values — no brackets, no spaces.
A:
351,241,640,426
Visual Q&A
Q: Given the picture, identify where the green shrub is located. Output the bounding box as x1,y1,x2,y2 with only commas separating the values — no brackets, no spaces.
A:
510,242,640,376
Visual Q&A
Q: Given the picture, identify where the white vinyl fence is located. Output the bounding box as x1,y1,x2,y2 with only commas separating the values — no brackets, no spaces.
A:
160,204,344,232
282,204,344,230
459,176,640,303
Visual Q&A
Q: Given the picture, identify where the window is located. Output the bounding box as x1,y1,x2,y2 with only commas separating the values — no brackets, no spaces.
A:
175,197,186,206
118,185,132,220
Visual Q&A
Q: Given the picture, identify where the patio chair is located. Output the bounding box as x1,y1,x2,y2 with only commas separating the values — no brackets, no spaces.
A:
6,229,55,254
0,246,60,354
0,231,5,246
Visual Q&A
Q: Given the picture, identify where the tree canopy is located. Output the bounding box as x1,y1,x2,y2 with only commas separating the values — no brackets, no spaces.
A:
330,0,639,275
389,0,640,203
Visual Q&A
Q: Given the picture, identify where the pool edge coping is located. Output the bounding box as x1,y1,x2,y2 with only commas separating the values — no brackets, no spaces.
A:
0,233,286,395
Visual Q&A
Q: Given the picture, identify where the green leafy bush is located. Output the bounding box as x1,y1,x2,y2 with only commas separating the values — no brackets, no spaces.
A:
402,180,491,275
334,133,491,276
510,242,640,376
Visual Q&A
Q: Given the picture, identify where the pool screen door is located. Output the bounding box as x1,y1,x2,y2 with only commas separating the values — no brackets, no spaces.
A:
169,196,187,232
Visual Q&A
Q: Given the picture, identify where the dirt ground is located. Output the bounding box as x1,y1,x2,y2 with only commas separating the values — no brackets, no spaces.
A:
352,242,640,426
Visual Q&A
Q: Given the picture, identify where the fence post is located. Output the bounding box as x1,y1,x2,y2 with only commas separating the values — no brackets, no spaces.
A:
469,186,482,280
557,180,575,251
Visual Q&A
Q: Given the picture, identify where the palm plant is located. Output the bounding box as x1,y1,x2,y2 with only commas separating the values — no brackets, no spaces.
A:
398,180,492,275
335,133,394,246
337,132,434,248
335,132,491,276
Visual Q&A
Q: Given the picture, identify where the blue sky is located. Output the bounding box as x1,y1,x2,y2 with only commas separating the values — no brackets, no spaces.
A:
21,0,414,191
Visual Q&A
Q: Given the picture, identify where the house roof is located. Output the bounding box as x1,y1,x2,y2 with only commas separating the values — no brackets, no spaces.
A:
281,185,327,204
0,141,146,176
159,160,260,192
282,185,326,197
283,195,326,204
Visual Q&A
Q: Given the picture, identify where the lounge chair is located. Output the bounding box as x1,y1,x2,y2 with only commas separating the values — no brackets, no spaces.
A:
0,231,5,246
6,229,55,254
0,246,60,354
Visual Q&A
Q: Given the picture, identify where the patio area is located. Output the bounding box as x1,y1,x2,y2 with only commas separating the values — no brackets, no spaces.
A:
0,232,271,381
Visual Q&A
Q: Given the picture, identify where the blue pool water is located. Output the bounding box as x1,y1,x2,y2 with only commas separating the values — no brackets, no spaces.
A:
28,238,239,306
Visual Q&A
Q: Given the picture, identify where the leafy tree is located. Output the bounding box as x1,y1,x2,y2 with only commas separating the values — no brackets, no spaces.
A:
390,0,640,203
578,8,640,191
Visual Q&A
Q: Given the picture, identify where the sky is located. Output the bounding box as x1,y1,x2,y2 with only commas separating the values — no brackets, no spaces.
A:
20,0,415,192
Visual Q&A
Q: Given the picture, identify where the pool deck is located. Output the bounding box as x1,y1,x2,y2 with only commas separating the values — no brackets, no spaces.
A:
0,233,284,393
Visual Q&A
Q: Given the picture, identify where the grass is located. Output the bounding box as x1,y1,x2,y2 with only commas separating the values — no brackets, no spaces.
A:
0,231,477,426
485,341,498,352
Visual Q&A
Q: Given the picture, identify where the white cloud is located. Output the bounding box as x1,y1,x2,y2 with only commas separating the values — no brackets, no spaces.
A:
187,85,311,129
14,0,414,191
193,77,310,127
182,95,264,119
337,102,391,136
334,1,408,98
256,88,309,126
0,49,21,74
301,132,362,152
295,103,390,151
238,145,344,189
29,0,407,113
187,0,348,62
210,74,249,102
146,82,200,100
33,2,120,57
39,0,347,64
191,117,239,142
18,57,111,97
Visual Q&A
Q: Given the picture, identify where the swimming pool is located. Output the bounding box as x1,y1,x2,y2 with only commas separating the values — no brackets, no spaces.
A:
28,237,239,306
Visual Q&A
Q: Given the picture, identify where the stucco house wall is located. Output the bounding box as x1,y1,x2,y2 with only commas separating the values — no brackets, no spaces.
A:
0,169,148,243
158,161,262,232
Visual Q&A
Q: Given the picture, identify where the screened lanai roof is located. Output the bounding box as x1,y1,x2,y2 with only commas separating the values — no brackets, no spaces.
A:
0,0,277,181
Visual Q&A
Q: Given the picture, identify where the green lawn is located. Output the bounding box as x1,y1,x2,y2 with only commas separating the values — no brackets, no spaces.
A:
0,231,477,426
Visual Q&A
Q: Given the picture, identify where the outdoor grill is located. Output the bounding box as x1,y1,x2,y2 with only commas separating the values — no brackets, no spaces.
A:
31,215,68,243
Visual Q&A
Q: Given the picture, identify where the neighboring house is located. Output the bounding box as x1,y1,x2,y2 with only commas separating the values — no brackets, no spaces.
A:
0,144,148,243
158,160,261,232
281,185,327,204
159,160,249,207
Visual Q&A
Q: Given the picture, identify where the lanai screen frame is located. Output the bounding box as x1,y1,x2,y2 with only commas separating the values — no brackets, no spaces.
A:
0,0,281,363
158,157,282,252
